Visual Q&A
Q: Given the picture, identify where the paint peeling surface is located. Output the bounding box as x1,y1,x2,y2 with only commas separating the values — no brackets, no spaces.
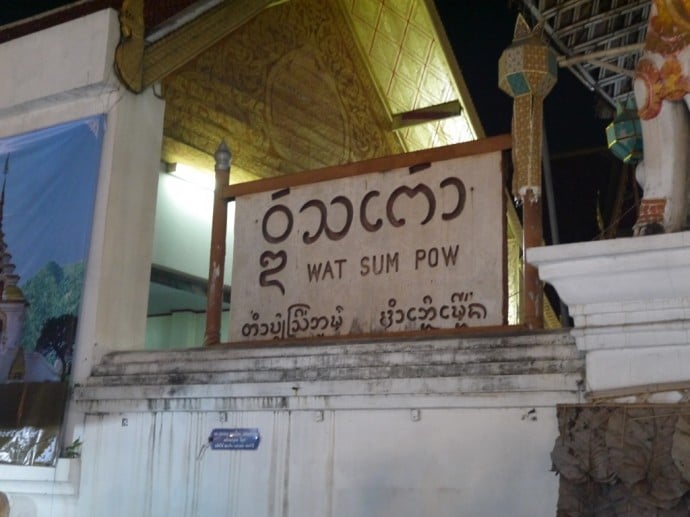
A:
230,151,505,341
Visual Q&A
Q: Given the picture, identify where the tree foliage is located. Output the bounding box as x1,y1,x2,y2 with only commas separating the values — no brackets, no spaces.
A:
20,261,84,350
35,313,77,380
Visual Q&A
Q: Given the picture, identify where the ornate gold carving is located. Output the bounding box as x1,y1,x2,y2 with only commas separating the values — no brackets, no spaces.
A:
162,0,403,179
266,47,349,166
142,0,273,88
114,0,144,92
115,0,273,92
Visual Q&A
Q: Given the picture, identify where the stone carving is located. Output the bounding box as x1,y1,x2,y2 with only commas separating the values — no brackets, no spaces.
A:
552,405,690,514
634,0,690,233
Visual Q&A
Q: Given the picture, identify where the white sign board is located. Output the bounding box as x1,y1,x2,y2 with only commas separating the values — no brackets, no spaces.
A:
229,150,505,341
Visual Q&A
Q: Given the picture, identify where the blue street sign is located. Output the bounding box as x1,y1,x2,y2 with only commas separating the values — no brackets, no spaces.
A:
209,428,261,450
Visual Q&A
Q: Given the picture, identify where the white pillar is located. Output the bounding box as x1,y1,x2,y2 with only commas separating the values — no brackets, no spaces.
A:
528,232,690,393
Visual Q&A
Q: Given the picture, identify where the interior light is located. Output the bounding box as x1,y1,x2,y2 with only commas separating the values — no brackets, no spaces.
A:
168,162,215,190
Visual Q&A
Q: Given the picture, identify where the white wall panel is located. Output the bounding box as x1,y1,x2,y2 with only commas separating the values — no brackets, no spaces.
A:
69,407,558,517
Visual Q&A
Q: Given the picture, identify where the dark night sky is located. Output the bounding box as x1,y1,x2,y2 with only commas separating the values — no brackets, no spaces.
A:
434,0,625,245
434,0,609,155
0,1,75,25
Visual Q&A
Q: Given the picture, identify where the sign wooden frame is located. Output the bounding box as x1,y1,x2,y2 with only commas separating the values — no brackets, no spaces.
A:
205,134,512,345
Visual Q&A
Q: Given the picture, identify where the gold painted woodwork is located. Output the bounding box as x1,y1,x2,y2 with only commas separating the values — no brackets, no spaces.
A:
147,0,544,327
149,0,479,179
142,0,273,89
340,0,477,150
115,0,273,93
114,0,144,92
162,0,404,181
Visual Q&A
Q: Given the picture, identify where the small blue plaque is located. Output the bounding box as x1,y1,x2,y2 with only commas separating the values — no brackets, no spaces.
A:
209,428,261,450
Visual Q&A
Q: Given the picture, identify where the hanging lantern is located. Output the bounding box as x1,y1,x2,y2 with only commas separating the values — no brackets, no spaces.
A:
606,97,643,164
498,14,558,200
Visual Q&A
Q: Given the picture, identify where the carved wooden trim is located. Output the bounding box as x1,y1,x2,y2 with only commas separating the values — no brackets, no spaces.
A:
114,0,144,91
391,101,462,130
115,0,273,92
141,0,273,89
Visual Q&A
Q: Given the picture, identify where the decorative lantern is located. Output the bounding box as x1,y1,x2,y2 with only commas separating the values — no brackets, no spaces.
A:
498,14,558,201
606,97,643,164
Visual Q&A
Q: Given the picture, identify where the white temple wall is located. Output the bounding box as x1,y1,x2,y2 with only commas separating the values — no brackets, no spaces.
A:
151,172,234,282
0,11,165,516
0,327,584,517
0,10,117,115
0,7,588,517
3,401,562,517
73,88,164,380
62,333,582,517
145,172,234,349
70,406,559,517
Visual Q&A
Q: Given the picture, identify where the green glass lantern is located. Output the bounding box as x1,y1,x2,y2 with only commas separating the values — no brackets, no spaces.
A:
606,97,643,164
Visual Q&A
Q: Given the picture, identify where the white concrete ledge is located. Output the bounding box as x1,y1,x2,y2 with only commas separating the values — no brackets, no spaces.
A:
528,231,690,392
75,375,585,413
75,331,584,412
0,458,79,496
528,232,690,307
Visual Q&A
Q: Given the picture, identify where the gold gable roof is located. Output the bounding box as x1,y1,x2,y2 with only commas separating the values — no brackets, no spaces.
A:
156,0,481,182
